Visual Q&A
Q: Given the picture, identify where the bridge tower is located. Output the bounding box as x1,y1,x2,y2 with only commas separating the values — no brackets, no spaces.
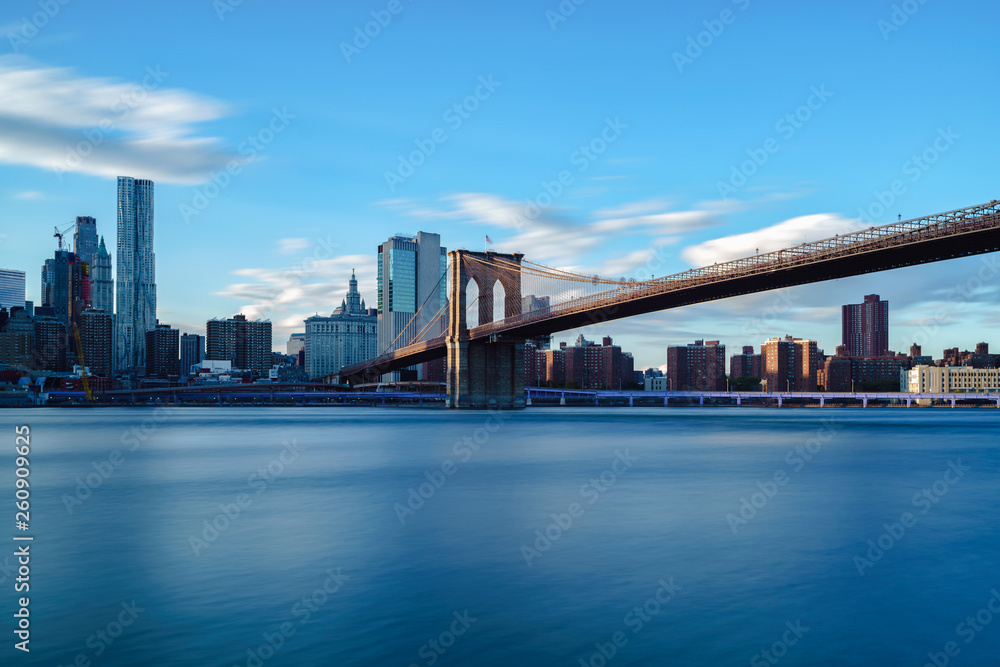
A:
446,250,526,409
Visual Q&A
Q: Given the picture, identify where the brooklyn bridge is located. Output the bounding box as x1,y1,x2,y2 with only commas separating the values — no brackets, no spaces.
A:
338,199,1000,408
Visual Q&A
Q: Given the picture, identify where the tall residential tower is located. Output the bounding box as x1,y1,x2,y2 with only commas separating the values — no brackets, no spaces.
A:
115,177,156,372
842,294,889,357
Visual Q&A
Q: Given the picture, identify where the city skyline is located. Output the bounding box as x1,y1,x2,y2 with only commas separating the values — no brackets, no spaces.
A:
6,201,1000,376
1,2,999,370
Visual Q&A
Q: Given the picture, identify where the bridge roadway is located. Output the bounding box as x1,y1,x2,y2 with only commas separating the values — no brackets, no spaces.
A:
340,200,1000,380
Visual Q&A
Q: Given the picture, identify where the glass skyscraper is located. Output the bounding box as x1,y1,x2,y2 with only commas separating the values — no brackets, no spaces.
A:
115,176,156,373
376,232,446,381
0,268,26,310
73,216,99,268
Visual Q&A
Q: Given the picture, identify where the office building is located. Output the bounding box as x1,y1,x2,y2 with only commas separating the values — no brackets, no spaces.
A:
40,250,90,370
41,250,90,331
842,294,889,357
762,335,822,392
377,232,447,381
115,176,156,373
180,333,205,376
304,271,377,380
145,324,179,378
0,269,26,310
666,340,726,391
73,216,99,267
286,332,305,357
907,365,1000,393
79,310,114,377
90,237,113,315
206,314,272,376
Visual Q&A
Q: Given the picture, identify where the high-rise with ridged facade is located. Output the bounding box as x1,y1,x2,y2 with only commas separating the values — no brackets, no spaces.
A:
115,176,156,373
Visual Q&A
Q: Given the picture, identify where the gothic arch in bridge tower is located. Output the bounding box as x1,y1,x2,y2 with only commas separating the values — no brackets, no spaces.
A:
464,279,480,329
446,250,526,409
448,250,524,336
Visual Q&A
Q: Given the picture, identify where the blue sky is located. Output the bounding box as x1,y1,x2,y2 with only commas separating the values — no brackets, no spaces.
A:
1,0,998,369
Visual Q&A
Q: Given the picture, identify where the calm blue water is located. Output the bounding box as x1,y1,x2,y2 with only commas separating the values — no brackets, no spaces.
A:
2,407,999,666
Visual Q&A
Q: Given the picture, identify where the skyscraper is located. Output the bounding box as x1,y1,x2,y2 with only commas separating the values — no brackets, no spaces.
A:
0,269,26,310
91,236,114,315
377,232,446,381
115,176,156,372
73,216,99,267
40,250,90,361
842,294,889,357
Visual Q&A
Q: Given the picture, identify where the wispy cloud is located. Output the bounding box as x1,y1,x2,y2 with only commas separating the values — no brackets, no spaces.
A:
215,254,376,343
681,213,866,266
384,192,718,271
12,190,42,200
277,238,310,254
0,56,237,184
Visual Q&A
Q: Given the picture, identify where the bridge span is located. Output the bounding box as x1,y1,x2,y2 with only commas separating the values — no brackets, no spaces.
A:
339,199,1000,408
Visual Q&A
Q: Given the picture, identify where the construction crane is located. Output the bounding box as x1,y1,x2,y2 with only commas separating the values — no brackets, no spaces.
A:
53,223,74,251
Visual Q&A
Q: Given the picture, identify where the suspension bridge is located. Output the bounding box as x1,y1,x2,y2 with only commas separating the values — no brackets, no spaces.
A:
338,199,1000,408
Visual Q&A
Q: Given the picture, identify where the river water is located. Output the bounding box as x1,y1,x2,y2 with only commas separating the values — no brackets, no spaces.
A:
2,407,999,666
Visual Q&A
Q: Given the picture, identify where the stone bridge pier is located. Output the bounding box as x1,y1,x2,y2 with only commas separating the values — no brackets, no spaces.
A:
446,250,526,409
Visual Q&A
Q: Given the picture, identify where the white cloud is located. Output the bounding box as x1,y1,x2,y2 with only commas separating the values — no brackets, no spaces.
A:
594,198,673,219
591,210,717,235
388,192,715,271
681,213,866,267
277,238,310,254
0,56,237,184
214,254,377,344
429,192,605,268
12,190,42,200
